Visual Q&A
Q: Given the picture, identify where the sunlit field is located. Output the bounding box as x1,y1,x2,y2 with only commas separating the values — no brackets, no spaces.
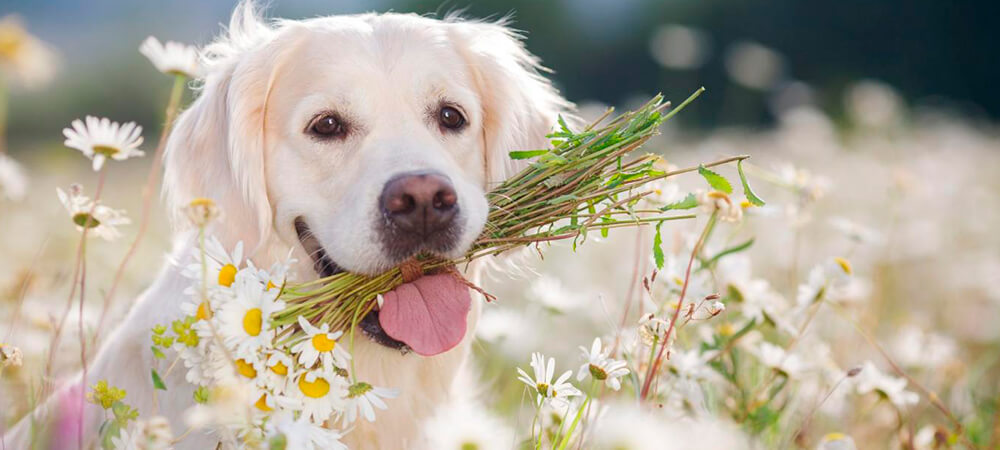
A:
2,4,1000,450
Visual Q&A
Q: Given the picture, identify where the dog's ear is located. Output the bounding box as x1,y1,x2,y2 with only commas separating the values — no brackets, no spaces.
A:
446,18,573,186
163,1,280,246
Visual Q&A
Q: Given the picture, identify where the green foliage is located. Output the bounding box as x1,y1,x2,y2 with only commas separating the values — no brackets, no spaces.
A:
662,193,699,211
652,221,665,269
737,160,765,206
151,369,167,391
698,165,733,193
193,386,210,404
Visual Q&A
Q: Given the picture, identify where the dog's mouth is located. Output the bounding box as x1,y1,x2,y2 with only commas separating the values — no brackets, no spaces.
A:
294,217,409,352
293,217,473,356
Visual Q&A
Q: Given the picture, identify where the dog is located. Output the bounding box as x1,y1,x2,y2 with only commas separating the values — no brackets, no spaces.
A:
4,2,568,449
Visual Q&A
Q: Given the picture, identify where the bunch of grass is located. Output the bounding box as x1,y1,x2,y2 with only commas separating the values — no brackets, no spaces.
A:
272,88,744,336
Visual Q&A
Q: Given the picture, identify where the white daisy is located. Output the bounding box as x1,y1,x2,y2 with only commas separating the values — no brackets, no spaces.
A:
696,190,743,222
576,338,629,391
0,16,58,88
218,268,285,359
854,360,919,409
111,426,138,450
265,411,348,450
139,36,202,78
62,116,144,171
260,350,294,394
423,402,514,450
251,389,300,415
292,367,348,424
0,153,27,201
56,185,131,241
187,236,244,287
516,352,581,406
291,316,351,373
756,342,808,378
342,381,398,425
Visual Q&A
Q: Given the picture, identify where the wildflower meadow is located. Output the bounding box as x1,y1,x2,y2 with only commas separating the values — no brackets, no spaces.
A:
1,3,999,450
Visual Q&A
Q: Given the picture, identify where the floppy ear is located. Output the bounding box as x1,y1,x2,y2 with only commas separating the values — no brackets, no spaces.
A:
446,19,573,186
162,2,281,247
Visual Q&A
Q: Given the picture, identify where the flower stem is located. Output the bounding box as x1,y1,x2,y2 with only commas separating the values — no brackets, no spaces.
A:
640,211,718,400
94,74,186,345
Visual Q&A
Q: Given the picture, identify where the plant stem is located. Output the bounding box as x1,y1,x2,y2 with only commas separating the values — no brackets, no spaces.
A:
94,74,186,345
640,211,718,400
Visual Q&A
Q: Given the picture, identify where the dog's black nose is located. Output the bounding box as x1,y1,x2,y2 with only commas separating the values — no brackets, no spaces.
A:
380,171,458,236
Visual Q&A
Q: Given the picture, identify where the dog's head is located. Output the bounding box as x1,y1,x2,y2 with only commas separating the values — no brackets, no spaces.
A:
162,3,568,353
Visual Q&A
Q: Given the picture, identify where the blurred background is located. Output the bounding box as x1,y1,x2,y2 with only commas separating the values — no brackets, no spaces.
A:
2,0,1000,145
2,1,1000,448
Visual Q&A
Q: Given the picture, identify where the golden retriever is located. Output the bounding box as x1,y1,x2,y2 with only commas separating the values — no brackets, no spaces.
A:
5,2,568,448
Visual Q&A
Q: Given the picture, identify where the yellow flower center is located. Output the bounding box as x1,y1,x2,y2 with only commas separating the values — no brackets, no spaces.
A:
0,26,26,61
242,308,263,336
270,361,288,376
195,301,212,321
311,333,337,352
833,257,853,275
266,280,277,291
72,212,101,229
235,359,257,379
298,376,330,399
254,394,272,412
218,264,237,287
92,145,120,157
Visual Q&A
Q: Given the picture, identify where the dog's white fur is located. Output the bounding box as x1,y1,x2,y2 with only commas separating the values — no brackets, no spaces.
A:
4,3,567,449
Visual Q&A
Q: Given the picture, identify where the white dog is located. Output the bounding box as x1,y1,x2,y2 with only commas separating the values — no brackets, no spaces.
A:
4,2,568,449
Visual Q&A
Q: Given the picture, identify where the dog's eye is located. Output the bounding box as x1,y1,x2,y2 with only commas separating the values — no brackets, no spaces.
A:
438,106,466,130
307,114,347,139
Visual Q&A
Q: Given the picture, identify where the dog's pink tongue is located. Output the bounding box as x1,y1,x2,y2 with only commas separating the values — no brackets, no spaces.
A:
378,274,471,356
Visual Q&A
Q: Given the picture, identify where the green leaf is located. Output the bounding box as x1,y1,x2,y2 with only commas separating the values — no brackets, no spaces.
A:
193,386,210,404
653,222,665,269
557,114,572,134
508,149,550,160
737,160,765,206
151,345,165,360
698,165,733,193
600,216,611,238
99,420,122,450
151,369,167,391
705,238,755,267
662,193,698,211
111,401,138,425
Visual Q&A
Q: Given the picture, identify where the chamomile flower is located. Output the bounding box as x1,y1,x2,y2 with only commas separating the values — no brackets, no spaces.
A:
261,350,294,394
342,381,398,425
853,361,919,409
424,402,514,450
139,36,202,78
576,338,629,390
265,411,348,450
218,269,286,359
291,316,351,372
293,368,348,424
756,342,808,378
184,236,244,289
63,116,144,171
111,426,138,450
696,190,743,222
57,185,131,241
0,16,58,88
517,352,581,406
251,389,299,415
